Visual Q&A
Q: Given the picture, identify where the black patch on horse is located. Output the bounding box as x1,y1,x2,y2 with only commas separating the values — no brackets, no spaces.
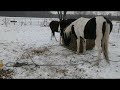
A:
71,25,77,39
49,21,59,36
84,17,96,39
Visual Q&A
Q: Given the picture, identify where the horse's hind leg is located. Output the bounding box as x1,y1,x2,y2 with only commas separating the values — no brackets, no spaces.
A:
95,39,102,65
54,35,58,42
51,31,58,41
59,35,63,45
102,37,109,64
51,32,53,40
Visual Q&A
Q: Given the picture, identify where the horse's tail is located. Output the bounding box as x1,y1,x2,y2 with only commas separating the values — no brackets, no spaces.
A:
102,21,110,63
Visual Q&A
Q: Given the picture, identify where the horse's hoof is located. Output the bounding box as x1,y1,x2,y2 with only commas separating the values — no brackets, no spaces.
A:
82,52,86,55
106,60,110,65
75,52,80,55
91,60,100,67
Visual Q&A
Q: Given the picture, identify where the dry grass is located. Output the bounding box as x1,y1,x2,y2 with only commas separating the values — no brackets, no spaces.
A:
31,47,49,55
20,47,50,59
0,69,14,79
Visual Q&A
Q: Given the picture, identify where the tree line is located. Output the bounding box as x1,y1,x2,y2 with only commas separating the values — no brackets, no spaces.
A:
0,11,120,21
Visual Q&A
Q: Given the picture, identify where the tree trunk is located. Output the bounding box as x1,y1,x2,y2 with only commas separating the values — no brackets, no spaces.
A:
63,11,67,20
58,11,63,21
58,11,67,21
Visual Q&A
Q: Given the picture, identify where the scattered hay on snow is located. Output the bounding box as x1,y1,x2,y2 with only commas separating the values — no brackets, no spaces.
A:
0,68,14,79
20,47,50,59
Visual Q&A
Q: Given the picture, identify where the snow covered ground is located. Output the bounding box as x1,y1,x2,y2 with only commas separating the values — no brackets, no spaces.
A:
0,17,120,79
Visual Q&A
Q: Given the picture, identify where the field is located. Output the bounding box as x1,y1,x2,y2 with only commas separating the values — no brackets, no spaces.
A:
0,17,120,79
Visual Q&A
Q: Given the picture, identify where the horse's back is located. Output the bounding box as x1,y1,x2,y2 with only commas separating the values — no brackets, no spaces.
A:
49,21,59,32
49,21,59,27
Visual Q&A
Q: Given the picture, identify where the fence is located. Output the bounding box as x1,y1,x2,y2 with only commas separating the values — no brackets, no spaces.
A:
0,17,59,27
112,21,120,33
0,16,120,34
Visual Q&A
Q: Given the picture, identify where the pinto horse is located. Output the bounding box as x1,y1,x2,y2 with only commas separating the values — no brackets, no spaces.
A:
49,21,59,41
63,16,113,64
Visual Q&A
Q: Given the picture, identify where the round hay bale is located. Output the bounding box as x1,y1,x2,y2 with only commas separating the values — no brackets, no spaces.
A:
62,34,95,53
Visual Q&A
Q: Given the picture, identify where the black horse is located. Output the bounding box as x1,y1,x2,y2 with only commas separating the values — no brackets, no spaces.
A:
49,21,59,41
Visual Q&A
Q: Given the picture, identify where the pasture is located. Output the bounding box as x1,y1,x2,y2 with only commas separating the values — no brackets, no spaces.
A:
0,17,120,79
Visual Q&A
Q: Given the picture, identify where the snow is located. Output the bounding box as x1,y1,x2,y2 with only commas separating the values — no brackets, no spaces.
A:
0,17,120,79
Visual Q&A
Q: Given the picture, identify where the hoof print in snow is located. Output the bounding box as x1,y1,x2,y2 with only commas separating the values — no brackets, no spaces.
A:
112,44,116,46
117,55,120,57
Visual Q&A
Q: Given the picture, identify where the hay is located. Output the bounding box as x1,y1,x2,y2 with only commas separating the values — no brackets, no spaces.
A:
62,34,95,53
0,69,14,79
30,47,49,55
20,47,49,59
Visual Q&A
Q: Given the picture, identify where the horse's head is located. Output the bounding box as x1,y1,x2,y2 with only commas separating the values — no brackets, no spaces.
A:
59,19,76,37
62,29,72,46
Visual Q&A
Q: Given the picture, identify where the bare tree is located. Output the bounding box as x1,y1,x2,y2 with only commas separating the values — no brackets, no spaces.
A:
29,18,32,25
57,11,67,21
2,17,8,27
63,11,67,20
58,11,62,21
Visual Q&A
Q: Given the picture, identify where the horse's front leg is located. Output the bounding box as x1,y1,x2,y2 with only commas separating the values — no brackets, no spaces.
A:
83,38,86,54
76,38,80,54
59,35,62,45
59,31,63,45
